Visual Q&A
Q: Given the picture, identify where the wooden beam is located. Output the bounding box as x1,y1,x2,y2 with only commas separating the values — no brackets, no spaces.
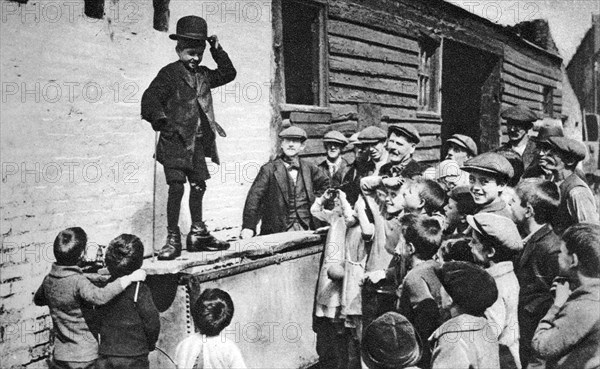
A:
296,122,359,137
330,73,418,97
328,19,419,53
504,45,562,81
290,111,332,124
329,86,418,108
330,55,418,81
502,73,544,94
358,103,382,129
503,63,560,88
502,95,543,112
330,35,419,66
503,85,543,103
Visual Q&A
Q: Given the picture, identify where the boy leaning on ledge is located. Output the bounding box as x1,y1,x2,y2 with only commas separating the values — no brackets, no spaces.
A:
34,227,146,369
142,15,236,260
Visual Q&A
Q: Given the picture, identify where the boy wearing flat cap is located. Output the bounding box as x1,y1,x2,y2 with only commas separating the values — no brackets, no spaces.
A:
498,105,539,169
142,15,236,260
430,261,500,369
445,133,477,167
318,130,351,188
462,152,514,219
241,127,329,238
380,124,423,179
466,213,523,369
538,136,599,234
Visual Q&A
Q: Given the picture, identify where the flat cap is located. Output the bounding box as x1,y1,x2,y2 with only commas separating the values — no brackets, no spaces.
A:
462,152,514,179
501,104,539,123
435,261,498,315
362,312,421,369
447,134,478,156
541,136,587,162
466,213,523,252
323,130,348,146
348,132,360,146
534,122,564,142
358,126,387,144
279,126,307,141
388,124,420,144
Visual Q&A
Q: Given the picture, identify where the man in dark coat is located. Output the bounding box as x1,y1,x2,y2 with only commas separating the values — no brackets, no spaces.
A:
317,130,351,188
240,127,329,238
497,105,539,169
379,123,423,179
141,16,237,260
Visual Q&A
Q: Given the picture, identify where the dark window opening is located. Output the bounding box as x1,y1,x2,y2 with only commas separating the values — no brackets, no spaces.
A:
543,86,554,117
282,0,324,106
418,40,440,112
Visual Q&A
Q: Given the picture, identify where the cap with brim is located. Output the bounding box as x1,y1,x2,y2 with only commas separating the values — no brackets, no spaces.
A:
323,130,349,146
466,213,523,252
539,136,587,162
362,312,421,369
348,132,360,146
447,134,478,156
533,123,564,142
388,124,420,144
279,126,307,141
358,126,387,144
501,104,538,124
461,152,514,180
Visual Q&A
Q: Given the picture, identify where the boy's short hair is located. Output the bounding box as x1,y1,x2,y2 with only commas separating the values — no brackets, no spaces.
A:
53,227,87,266
401,214,443,260
562,223,600,278
105,234,144,278
515,178,560,224
415,179,447,215
192,288,234,336
449,186,477,215
439,235,474,263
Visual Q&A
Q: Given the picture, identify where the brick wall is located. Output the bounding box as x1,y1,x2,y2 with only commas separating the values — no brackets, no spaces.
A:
0,0,273,366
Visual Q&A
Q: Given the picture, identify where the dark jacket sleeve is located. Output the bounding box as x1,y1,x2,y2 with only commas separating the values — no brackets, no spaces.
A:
141,67,173,131
242,164,271,231
206,46,237,88
311,164,330,197
33,281,47,306
136,284,161,351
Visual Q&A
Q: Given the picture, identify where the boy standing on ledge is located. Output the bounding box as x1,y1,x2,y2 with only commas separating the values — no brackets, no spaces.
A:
142,16,236,260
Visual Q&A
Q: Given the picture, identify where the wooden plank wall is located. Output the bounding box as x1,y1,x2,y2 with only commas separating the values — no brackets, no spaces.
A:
500,45,563,141
296,0,442,167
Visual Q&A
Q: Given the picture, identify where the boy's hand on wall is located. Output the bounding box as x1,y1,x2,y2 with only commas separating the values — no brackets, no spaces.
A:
208,35,219,49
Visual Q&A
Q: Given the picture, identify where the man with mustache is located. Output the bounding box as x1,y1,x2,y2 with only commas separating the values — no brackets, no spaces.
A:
537,136,598,234
142,16,236,260
379,124,423,179
498,105,539,169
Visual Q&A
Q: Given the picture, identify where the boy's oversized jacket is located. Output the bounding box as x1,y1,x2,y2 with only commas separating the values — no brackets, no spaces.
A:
141,46,236,170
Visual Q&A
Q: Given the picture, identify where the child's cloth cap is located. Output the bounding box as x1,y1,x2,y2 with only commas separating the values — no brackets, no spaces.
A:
466,213,523,252
461,152,514,179
361,312,422,369
447,134,478,156
279,126,307,141
435,261,498,314
436,159,461,179
358,126,387,144
323,130,348,146
388,124,421,144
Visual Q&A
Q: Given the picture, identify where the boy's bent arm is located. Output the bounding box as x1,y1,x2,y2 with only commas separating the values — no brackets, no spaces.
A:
33,281,47,306
207,45,237,88
141,68,173,130
242,165,270,232
77,276,124,306
136,284,161,351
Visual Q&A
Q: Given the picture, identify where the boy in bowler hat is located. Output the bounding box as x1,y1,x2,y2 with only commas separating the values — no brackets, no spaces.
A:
318,130,351,188
141,16,237,260
240,126,329,238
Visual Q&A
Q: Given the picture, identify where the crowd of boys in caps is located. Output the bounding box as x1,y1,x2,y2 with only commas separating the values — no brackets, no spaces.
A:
239,103,599,369
33,12,599,367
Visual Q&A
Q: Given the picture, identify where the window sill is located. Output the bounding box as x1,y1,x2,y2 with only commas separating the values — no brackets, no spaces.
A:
416,110,442,121
280,103,332,114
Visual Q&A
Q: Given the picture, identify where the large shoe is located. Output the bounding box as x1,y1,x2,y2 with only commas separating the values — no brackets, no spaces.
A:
157,227,182,260
186,223,230,252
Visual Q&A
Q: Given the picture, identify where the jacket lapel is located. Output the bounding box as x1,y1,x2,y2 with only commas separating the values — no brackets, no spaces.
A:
175,61,196,90
300,159,314,201
273,160,290,206
519,224,551,268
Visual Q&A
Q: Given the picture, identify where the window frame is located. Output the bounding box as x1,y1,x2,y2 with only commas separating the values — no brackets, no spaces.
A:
417,35,441,116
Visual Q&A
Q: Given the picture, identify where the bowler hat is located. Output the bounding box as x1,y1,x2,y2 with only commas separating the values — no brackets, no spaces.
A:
540,136,587,162
323,130,348,146
362,312,421,369
447,134,478,156
501,105,538,125
466,213,523,253
279,126,307,142
435,261,498,315
358,126,386,144
462,152,514,180
388,124,420,144
170,16,208,42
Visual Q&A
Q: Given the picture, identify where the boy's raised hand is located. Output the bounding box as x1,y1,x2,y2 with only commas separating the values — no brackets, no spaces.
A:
208,35,219,49
119,269,146,289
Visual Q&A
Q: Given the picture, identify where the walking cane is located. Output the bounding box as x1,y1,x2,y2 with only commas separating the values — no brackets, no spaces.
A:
152,131,158,263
